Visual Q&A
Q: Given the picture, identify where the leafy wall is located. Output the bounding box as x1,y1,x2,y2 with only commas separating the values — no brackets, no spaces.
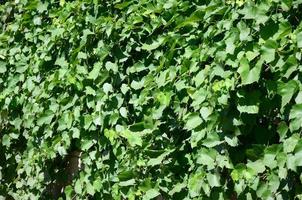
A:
1,0,302,199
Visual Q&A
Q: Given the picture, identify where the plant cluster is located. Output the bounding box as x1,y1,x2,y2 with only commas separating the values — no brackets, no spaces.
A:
1,0,302,199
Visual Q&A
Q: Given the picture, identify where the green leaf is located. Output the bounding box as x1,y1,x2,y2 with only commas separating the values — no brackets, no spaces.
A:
64,185,73,200
281,0,293,10
37,110,54,126
225,136,239,147
247,160,266,174
130,80,144,90
277,121,288,141
103,83,113,94
82,139,94,151
75,179,82,194
85,86,96,96
121,84,130,94
141,37,165,51
0,61,7,73
297,31,302,48
37,2,48,13
196,148,215,169
277,80,298,109
188,172,204,198
238,57,263,85
261,40,277,63
121,130,142,147
104,129,118,144
207,173,220,188
105,61,118,73
88,62,102,80
119,179,136,187
119,107,127,118
239,4,268,24
77,52,87,59
237,105,259,114
289,104,302,131
202,132,223,148
55,56,68,67
147,151,171,166
86,182,95,195
156,92,172,107
246,51,259,61
225,37,236,55
194,68,208,87
237,21,251,41
2,134,10,147
200,107,212,120
142,189,160,200
168,182,186,196
190,130,206,148
284,134,299,153
185,113,202,130
84,114,93,130
93,179,102,192
33,16,42,25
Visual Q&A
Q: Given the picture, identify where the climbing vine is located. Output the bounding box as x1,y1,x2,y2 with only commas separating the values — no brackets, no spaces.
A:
1,0,302,199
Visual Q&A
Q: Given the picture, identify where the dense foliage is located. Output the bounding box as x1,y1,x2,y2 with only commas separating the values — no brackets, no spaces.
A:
1,0,302,199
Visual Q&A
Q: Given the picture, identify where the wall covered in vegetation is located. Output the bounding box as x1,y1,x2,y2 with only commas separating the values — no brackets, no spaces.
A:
1,0,302,199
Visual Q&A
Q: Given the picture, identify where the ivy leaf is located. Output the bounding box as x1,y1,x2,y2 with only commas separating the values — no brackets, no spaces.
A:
37,110,54,126
247,160,266,174
86,182,95,195
93,179,102,192
297,31,302,48
168,182,186,196
105,61,118,73
55,56,68,67
103,83,113,94
77,52,87,59
284,134,299,153
119,107,127,118
2,134,10,147
239,4,268,24
0,62,7,73
119,179,136,187
207,173,220,188
202,132,223,148
185,113,202,130
37,2,48,13
84,114,93,130
281,0,293,11
147,151,171,166
75,179,82,194
141,37,165,51
277,80,298,109
104,129,118,144
82,139,95,151
260,40,277,63
277,122,288,141
238,57,263,85
88,62,102,80
142,189,160,200
237,21,251,41
289,104,302,131
237,105,259,114
188,172,204,198
200,107,212,120
85,86,96,96
225,37,236,55
130,80,144,90
121,130,142,147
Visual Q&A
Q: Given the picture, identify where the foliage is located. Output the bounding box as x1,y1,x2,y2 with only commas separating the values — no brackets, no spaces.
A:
1,0,302,199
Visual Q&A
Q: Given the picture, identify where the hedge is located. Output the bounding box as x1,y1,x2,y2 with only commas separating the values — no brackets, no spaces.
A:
1,0,302,199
